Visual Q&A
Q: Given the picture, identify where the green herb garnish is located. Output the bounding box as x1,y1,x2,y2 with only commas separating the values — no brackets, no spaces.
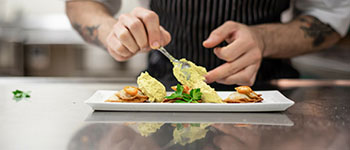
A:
190,123,200,127
12,90,31,98
176,123,184,130
165,84,202,103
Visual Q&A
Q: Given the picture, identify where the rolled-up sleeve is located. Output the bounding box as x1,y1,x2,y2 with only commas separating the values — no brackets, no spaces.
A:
296,0,350,36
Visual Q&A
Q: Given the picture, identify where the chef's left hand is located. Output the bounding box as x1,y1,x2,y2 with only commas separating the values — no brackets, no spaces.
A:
203,21,264,86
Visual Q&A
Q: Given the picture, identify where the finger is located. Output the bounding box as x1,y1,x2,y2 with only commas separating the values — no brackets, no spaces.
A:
213,135,239,150
131,7,161,49
117,139,133,150
213,38,254,62
203,21,239,48
160,26,171,45
113,22,139,53
107,34,133,58
107,47,130,62
212,124,239,135
216,63,259,86
119,14,148,50
140,46,151,52
205,51,259,83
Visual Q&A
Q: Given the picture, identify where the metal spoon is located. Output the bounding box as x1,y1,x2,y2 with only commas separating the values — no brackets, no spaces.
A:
157,47,191,80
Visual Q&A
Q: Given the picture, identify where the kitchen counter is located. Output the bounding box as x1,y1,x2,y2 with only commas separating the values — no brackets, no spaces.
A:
0,77,349,150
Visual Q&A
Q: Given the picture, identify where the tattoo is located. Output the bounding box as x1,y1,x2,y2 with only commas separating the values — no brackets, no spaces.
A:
73,23,104,48
299,16,335,47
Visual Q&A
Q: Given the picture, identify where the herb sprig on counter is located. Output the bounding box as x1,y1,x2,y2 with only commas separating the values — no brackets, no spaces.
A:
12,89,31,98
165,84,202,103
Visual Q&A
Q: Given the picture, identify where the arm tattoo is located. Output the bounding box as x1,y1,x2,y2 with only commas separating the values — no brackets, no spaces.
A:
73,23,104,48
299,16,335,47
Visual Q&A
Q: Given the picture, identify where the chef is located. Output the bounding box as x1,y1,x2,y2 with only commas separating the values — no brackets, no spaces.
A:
66,0,350,90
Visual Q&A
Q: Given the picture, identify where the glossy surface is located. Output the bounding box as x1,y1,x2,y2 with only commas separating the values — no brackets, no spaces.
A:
0,78,349,150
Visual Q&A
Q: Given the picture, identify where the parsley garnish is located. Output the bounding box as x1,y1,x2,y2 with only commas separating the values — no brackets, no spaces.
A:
12,89,31,98
165,84,202,103
190,123,200,127
176,123,184,130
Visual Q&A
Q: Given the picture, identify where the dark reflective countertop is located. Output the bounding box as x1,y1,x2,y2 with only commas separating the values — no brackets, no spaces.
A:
0,78,349,150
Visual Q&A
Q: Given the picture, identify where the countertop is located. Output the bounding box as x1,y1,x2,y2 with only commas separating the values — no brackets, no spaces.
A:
0,77,349,150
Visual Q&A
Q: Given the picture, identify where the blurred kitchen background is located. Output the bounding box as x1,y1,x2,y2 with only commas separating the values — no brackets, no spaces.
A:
0,0,349,81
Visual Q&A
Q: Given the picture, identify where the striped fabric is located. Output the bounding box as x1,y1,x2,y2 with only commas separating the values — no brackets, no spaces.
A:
147,0,299,90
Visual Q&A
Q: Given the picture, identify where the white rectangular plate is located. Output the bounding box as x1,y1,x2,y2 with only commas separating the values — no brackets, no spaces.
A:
85,90,294,112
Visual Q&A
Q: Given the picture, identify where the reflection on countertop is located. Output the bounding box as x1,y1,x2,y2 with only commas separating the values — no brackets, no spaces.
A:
0,77,350,150
69,117,347,150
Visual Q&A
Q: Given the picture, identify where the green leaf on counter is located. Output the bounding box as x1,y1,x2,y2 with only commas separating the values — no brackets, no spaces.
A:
12,89,31,99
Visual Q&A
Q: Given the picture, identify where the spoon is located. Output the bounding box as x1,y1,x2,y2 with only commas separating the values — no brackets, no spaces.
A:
157,47,191,80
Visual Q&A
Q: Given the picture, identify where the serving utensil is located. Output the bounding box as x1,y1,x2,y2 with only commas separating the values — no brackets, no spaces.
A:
157,47,191,80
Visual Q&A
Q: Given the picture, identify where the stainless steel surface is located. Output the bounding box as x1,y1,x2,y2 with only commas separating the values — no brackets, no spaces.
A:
0,78,349,150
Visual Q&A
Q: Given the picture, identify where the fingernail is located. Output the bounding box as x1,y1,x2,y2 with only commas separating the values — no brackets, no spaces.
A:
204,76,211,83
151,42,160,49
213,48,219,54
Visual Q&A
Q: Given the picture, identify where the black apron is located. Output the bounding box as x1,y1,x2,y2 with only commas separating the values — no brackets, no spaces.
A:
147,0,299,90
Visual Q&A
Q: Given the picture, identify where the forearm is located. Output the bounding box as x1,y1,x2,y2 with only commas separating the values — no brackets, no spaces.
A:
66,1,118,49
251,15,341,58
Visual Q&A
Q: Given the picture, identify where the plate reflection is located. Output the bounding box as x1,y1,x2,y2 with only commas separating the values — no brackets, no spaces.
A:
67,112,296,150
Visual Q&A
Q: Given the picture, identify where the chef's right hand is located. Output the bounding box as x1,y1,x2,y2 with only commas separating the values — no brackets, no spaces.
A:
106,7,171,62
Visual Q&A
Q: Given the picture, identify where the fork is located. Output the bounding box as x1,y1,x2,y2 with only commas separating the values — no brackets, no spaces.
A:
157,47,191,80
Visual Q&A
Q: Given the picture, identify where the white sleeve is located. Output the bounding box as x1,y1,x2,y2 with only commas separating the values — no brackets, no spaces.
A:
296,0,350,36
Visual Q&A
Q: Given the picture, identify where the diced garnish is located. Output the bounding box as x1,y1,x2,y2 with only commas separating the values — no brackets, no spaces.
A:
171,84,190,94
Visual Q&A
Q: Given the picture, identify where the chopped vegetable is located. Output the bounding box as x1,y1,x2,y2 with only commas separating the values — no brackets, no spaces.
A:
171,85,190,94
12,90,31,98
165,84,202,103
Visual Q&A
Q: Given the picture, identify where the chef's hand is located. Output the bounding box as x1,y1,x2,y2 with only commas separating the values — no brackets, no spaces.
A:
106,7,171,61
98,125,160,150
203,21,264,86
211,124,260,150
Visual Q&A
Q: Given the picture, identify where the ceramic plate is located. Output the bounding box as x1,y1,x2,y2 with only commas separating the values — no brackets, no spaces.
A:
85,90,294,112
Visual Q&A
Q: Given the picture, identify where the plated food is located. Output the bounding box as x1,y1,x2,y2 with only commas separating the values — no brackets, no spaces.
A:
105,59,263,103
223,86,263,103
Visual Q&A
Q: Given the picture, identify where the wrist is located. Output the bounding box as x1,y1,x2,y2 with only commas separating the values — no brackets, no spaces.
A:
98,18,118,49
250,26,267,57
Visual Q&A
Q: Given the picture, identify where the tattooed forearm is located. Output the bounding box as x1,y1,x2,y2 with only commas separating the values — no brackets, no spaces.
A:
73,23,104,48
298,16,335,47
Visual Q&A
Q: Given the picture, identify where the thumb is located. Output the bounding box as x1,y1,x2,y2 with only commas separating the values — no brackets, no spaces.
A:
203,21,239,48
159,26,171,46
